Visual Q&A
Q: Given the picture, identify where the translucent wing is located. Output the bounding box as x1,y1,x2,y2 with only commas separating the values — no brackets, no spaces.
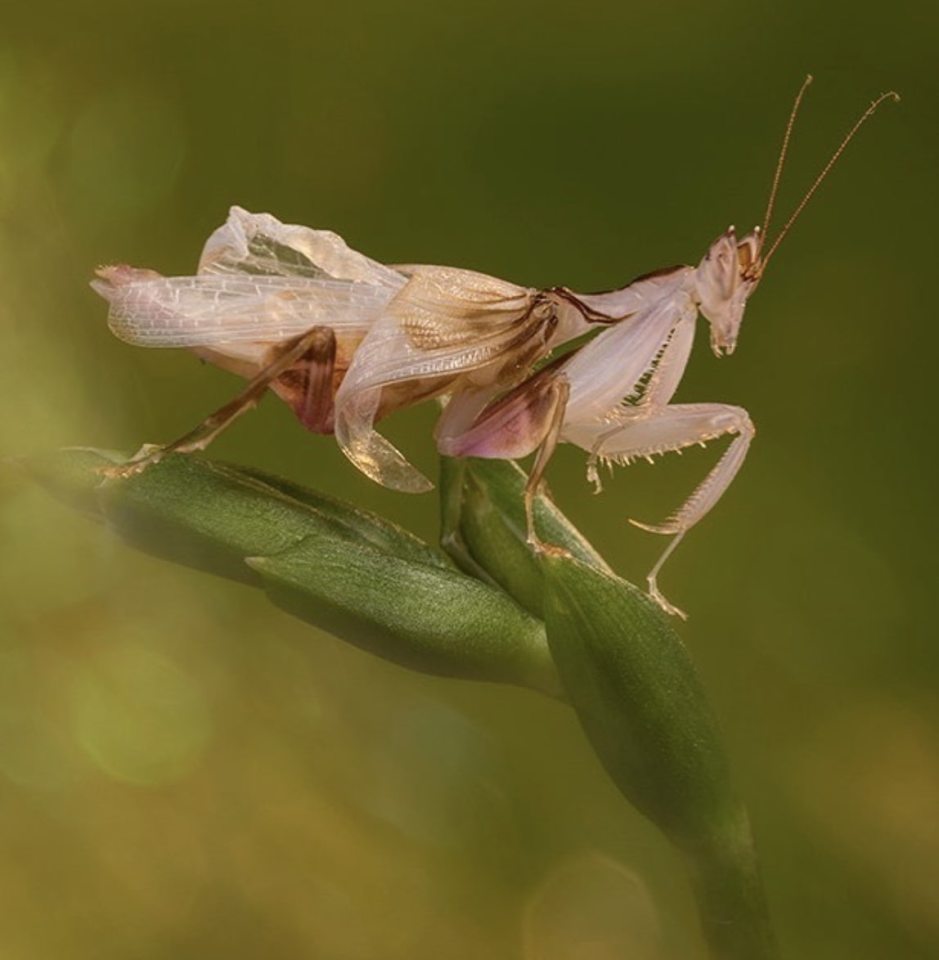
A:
92,267,397,347
334,265,547,492
199,206,404,290
93,208,407,348
348,265,536,382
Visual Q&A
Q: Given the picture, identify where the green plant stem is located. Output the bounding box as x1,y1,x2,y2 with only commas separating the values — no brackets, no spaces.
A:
683,811,777,960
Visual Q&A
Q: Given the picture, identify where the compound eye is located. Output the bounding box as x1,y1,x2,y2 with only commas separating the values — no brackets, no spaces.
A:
735,231,762,277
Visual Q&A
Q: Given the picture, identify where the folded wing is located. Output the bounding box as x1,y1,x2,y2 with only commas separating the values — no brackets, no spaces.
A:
94,269,397,347
199,206,405,290
92,207,407,349
334,265,547,492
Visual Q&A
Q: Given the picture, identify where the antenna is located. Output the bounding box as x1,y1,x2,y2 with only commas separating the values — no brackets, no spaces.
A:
760,88,900,271
760,74,814,245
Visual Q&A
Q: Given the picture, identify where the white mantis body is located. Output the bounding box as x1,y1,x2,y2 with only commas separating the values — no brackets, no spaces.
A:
93,77,897,617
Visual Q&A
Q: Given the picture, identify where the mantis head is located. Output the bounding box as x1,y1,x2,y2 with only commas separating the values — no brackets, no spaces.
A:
696,76,898,360
695,226,763,357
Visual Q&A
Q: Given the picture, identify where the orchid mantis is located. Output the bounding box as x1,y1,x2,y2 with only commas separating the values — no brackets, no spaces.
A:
438,77,898,616
93,77,896,618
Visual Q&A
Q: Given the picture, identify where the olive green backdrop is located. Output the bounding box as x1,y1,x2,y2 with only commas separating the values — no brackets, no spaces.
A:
1,1,936,958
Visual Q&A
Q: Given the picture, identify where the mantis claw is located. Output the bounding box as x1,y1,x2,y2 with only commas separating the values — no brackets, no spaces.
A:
526,531,572,560
629,517,678,536
586,456,604,495
647,577,688,621
99,444,167,479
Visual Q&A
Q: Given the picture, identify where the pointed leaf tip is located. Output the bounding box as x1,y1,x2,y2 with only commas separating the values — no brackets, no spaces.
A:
248,537,562,696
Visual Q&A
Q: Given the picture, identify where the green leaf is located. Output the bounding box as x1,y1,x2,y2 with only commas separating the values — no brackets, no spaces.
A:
543,552,728,838
208,461,451,571
20,449,561,697
16,446,125,518
439,456,609,618
23,449,439,583
542,551,776,959
249,536,559,693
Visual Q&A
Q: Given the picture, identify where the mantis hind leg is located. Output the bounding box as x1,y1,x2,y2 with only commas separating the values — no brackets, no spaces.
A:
104,326,337,479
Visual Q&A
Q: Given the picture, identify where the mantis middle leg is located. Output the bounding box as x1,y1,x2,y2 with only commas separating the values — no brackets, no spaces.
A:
435,363,572,554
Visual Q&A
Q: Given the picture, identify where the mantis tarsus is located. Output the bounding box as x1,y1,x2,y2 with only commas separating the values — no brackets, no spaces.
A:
92,76,897,617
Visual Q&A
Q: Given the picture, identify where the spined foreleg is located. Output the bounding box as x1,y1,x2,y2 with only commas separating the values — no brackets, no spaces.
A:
582,402,754,618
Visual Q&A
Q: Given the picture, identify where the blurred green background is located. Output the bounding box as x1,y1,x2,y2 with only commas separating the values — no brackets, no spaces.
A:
1,1,936,957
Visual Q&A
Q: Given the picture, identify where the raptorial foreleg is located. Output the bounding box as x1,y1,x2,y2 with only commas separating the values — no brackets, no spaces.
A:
584,312,698,492
574,402,754,618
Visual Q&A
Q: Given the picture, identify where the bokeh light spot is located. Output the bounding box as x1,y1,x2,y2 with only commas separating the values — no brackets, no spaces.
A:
70,640,212,786
523,852,662,960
